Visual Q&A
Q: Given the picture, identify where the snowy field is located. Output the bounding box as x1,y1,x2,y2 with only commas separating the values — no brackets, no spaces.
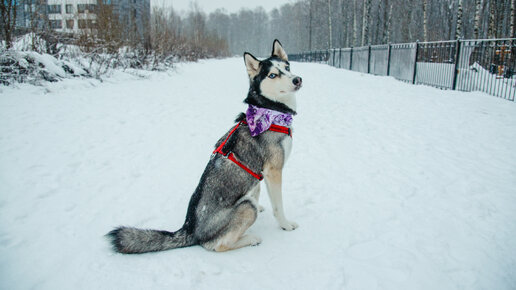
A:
1,58,516,290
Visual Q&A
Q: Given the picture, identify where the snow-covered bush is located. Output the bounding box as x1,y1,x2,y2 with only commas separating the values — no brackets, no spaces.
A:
0,49,89,85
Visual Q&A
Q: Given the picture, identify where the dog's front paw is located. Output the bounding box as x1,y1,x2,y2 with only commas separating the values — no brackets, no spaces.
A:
280,221,298,231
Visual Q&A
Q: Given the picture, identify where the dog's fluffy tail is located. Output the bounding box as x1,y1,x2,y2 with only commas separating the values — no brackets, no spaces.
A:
106,226,195,254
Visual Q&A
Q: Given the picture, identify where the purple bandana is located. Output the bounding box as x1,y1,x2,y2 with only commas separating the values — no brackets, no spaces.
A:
246,105,293,137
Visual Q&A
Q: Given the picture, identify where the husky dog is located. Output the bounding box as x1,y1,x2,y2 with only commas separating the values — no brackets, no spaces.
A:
107,40,302,253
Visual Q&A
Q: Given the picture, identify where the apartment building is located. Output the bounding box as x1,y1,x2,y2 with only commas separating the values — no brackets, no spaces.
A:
16,0,150,35
46,0,99,32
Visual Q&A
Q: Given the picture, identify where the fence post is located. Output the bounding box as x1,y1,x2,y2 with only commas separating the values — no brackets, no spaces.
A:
367,45,372,74
350,47,353,70
452,39,462,90
412,41,419,85
339,48,342,68
386,43,392,76
332,49,336,66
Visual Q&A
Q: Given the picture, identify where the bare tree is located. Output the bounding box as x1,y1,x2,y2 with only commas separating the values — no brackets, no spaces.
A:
1,0,17,48
509,0,516,37
488,0,496,38
456,0,463,39
95,1,123,53
423,0,428,41
382,0,392,44
361,0,371,46
327,0,332,49
309,0,313,50
474,0,482,39
352,0,358,46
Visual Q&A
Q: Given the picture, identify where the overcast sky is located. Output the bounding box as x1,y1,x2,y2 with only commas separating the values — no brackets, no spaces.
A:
152,0,296,14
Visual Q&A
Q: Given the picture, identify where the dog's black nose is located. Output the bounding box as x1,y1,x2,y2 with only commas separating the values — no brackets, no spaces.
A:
293,77,302,86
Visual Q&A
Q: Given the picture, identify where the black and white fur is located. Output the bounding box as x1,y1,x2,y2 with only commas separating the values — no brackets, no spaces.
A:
107,40,302,253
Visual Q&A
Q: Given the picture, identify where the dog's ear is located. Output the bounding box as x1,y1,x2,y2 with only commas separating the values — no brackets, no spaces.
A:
244,52,260,78
271,39,288,61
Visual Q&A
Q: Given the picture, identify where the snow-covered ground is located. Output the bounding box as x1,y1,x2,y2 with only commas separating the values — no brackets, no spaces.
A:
1,58,515,290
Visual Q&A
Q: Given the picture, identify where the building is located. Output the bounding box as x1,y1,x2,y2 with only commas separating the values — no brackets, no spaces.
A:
15,0,150,37
15,0,48,30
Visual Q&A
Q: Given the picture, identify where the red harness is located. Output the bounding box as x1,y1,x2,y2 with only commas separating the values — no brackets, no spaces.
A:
212,120,292,181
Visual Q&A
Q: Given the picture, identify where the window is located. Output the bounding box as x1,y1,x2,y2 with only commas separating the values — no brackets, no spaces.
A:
49,20,62,29
65,4,73,13
66,19,74,29
47,4,61,14
78,19,95,29
78,19,87,28
77,4,96,13
77,4,86,13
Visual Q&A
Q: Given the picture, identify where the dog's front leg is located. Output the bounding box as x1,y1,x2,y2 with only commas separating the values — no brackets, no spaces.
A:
264,168,298,231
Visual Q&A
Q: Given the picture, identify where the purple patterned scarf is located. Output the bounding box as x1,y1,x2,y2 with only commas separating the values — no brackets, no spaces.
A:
246,105,293,137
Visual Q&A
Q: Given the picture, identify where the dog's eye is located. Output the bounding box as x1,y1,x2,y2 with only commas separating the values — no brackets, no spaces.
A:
268,73,277,79
285,66,290,71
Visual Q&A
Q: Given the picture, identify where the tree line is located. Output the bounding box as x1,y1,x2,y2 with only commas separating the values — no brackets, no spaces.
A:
205,0,515,56
2,0,515,59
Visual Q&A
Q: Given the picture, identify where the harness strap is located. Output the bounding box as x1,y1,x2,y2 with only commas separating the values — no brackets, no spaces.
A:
212,119,291,181
269,124,292,137
227,153,264,180
242,120,292,137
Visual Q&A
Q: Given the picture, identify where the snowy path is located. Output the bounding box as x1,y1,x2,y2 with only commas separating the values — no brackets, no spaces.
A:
1,58,515,290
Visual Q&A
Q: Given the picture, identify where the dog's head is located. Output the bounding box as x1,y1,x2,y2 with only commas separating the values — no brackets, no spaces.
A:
243,40,302,112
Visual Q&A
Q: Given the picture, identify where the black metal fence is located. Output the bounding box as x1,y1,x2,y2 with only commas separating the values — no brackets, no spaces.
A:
290,38,516,102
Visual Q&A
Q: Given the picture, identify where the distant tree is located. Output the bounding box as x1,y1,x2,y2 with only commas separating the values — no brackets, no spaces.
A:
95,1,123,52
1,0,17,48
327,0,332,49
423,0,428,41
456,0,463,39
352,0,357,46
509,0,516,37
474,0,482,39
487,0,496,38
361,0,371,46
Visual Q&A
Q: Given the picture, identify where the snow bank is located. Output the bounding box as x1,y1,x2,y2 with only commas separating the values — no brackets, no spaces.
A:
0,58,515,290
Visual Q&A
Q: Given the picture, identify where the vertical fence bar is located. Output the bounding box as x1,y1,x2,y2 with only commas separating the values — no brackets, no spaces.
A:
412,41,419,84
386,43,392,76
350,47,353,70
367,45,372,74
339,48,342,68
452,39,462,90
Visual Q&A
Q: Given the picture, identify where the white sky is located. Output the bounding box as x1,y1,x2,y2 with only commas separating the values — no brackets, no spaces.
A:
152,0,296,14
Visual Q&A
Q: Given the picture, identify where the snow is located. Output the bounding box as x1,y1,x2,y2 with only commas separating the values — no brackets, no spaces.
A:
1,58,516,290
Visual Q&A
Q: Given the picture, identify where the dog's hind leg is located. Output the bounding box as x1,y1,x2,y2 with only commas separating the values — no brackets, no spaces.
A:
249,183,265,212
201,198,261,252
